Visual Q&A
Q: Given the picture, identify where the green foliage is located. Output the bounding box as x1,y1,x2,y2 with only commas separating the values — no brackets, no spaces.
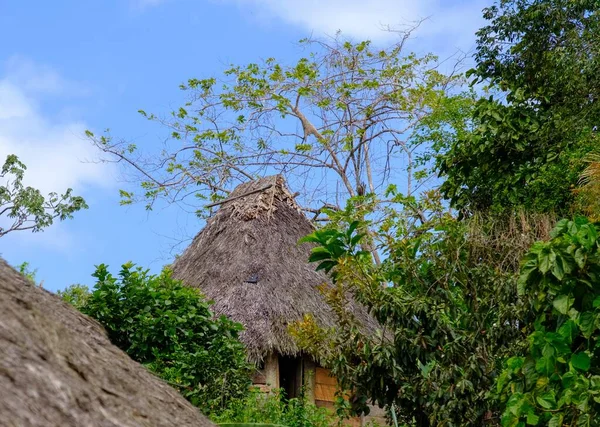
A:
89,34,470,218
299,220,370,279
211,387,333,427
438,96,596,215
289,4,600,425
217,424,287,427
15,261,38,284
80,263,252,414
0,154,88,237
497,218,600,426
438,0,600,215
293,201,528,426
473,0,599,104
57,284,91,310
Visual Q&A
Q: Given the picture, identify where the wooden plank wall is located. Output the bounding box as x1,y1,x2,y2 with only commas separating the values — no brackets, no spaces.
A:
314,367,388,427
314,367,337,404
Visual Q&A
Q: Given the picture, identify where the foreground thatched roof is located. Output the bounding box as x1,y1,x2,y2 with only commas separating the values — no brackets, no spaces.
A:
0,258,214,427
172,175,378,363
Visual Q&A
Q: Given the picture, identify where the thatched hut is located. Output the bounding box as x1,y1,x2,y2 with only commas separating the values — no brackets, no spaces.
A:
0,258,214,427
172,175,380,416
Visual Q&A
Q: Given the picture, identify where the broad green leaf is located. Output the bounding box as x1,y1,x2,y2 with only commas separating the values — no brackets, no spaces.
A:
315,260,337,273
347,221,360,237
550,220,569,239
557,319,577,344
308,247,333,262
298,234,321,244
535,376,548,390
571,352,591,372
547,414,563,427
536,391,556,409
507,357,525,370
576,413,590,426
538,250,552,274
578,312,596,338
574,248,586,268
526,410,539,425
552,294,572,315
551,255,565,280
561,371,576,389
535,356,554,376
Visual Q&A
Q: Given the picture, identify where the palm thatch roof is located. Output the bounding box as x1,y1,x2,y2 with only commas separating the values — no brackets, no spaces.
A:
0,258,214,427
172,175,378,363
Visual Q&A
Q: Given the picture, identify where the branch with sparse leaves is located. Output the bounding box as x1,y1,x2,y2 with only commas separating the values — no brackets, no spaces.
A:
0,154,88,237
88,31,473,222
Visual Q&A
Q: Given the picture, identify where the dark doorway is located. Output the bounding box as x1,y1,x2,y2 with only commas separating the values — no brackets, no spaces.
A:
279,355,302,399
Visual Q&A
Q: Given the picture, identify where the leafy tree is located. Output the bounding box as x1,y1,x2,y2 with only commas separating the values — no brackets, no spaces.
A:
437,0,599,215
57,284,90,310
473,0,599,105
88,33,470,222
497,218,600,426
0,154,88,237
80,263,252,414
291,198,529,426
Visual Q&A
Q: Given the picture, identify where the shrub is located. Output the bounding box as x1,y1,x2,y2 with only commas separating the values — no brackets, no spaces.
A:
81,262,253,414
293,214,528,425
497,218,600,425
15,261,39,285
211,387,333,427
57,283,90,310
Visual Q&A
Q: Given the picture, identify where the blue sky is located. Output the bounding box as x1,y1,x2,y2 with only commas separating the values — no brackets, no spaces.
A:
0,0,487,292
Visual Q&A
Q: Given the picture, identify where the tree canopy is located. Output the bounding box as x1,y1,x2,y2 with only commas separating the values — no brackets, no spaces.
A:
292,206,532,425
88,32,470,222
437,0,599,215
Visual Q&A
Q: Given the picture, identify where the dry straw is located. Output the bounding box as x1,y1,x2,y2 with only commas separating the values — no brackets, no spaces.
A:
0,258,214,427
172,175,378,363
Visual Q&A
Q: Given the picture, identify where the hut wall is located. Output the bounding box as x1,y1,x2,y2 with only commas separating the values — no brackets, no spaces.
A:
314,367,388,427
314,367,337,407
252,356,387,426
302,357,316,403
252,352,279,393
265,352,280,391
252,353,314,399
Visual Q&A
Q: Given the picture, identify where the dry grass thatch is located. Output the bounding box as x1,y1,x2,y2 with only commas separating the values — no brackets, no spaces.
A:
466,210,557,272
576,153,600,220
172,175,378,363
0,258,214,427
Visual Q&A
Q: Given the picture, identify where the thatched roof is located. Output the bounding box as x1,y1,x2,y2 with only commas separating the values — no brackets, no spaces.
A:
0,258,214,427
172,175,378,363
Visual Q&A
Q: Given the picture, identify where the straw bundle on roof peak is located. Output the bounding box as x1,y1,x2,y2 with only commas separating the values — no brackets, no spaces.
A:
210,175,302,222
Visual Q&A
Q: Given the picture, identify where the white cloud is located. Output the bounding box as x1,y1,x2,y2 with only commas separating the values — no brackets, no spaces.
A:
0,58,114,248
0,106,108,194
0,79,110,193
220,0,487,51
132,0,487,53
0,80,33,120
4,56,91,97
